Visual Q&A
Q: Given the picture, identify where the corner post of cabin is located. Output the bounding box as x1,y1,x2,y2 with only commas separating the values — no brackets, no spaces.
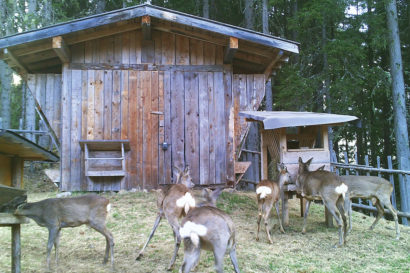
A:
11,224,21,273
260,128,268,180
322,125,334,227
11,157,23,189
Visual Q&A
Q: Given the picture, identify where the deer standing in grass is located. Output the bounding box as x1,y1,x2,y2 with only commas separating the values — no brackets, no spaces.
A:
255,163,290,244
14,195,114,270
340,175,400,239
296,157,349,246
136,166,195,270
179,187,240,273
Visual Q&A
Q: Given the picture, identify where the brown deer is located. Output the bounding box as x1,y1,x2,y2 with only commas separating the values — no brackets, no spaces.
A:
340,175,400,239
14,194,114,270
179,187,240,273
255,163,290,244
136,166,195,270
296,157,349,246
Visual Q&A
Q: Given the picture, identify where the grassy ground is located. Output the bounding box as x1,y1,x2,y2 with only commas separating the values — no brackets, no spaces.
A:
0,189,409,273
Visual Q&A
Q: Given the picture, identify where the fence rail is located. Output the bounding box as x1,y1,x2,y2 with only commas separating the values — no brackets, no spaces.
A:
331,152,409,225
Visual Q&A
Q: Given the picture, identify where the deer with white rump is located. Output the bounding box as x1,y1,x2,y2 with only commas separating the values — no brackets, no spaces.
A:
136,166,195,270
14,194,114,270
340,175,400,239
255,163,290,244
296,157,349,246
179,187,240,273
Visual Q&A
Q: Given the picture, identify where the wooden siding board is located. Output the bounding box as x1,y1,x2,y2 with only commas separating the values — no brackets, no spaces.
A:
224,67,234,182
86,71,95,141
151,71,159,187
141,40,155,63
129,30,137,64
136,71,144,188
61,65,71,191
171,70,185,171
158,72,165,184
198,73,210,185
142,71,152,189
122,31,130,64
214,71,225,183
94,70,104,141
163,71,172,184
207,72,216,184
153,30,162,64
121,70,129,189
161,32,175,65
175,35,189,65
184,72,199,184
114,34,122,65
129,71,139,189
70,70,82,191
106,36,115,64
80,70,88,190
215,45,224,65
103,70,113,141
84,41,92,63
203,43,215,65
190,39,203,65
71,43,85,63
112,70,121,139
53,74,62,140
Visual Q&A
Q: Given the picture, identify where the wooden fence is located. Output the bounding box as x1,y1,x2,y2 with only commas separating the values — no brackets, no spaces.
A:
331,152,410,225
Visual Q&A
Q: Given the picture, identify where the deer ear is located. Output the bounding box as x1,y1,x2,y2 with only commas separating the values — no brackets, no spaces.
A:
298,157,303,164
174,165,182,173
306,157,313,166
184,166,190,175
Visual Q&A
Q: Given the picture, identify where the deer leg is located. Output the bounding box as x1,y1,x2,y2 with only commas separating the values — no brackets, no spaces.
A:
379,198,400,240
301,200,311,234
167,219,181,271
136,214,162,260
347,198,353,234
263,203,274,244
275,201,285,233
256,203,262,241
179,240,201,273
54,229,61,266
213,243,227,273
323,199,344,246
370,199,384,231
46,227,59,270
89,222,115,267
336,196,348,244
229,243,241,273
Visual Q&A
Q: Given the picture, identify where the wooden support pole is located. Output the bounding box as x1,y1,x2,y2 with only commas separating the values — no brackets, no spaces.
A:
141,15,151,40
11,157,23,189
260,131,268,180
223,37,238,64
264,49,283,80
52,36,71,63
11,225,21,273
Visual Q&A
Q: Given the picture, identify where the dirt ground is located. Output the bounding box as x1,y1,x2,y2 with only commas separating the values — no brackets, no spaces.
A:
0,167,409,272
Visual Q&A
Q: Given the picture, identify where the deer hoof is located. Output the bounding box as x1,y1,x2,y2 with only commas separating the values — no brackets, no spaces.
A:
135,253,143,261
280,228,285,234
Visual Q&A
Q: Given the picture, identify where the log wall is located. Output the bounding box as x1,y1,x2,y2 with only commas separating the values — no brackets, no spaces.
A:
58,29,265,191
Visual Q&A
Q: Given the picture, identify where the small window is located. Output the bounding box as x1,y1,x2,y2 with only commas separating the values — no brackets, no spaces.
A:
286,126,324,150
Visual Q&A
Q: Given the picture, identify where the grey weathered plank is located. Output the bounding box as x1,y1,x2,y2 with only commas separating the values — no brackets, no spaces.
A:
214,71,225,183
69,63,225,71
176,35,189,65
171,70,185,172
151,71,159,187
61,65,71,191
70,70,82,191
224,67,234,182
207,72,216,184
80,70,88,190
184,72,199,184
112,70,121,140
142,71,152,188
198,72,210,185
129,71,139,189
161,32,175,65
163,71,172,184
158,72,165,184
103,70,113,140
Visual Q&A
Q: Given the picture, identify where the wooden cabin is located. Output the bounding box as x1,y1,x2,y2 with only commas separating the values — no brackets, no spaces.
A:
0,4,299,191
0,129,58,188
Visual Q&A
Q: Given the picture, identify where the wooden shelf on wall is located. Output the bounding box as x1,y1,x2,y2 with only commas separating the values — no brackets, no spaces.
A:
79,140,130,178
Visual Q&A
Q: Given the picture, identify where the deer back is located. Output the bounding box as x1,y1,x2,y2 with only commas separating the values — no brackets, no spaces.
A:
340,176,393,199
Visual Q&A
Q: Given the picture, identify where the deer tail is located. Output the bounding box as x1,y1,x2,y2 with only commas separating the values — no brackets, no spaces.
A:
335,183,348,199
256,186,272,199
180,221,207,247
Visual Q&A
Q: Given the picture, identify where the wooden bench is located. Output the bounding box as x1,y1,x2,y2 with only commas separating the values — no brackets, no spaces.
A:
79,140,130,177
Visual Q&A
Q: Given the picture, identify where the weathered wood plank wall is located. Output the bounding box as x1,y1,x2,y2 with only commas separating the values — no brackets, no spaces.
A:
59,29,265,191
27,74,62,141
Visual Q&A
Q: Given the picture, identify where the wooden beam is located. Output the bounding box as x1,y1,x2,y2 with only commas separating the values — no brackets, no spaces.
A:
3,48,29,74
264,49,283,80
141,15,151,40
52,36,71,63
223,37,238,64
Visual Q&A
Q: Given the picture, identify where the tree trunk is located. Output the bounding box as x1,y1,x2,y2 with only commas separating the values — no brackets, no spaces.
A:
27,0,37,29
262,0,268,34
385,0,410,224
0,61,12,129
96,0,106,14
203,0,209,18
244,0,254,29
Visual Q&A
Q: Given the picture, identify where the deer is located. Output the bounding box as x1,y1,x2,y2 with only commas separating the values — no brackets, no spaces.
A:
296,157,349,246
255,163,290,244
136,166,195,270
14,194,114,270
179,187,240,273
339,175,400,239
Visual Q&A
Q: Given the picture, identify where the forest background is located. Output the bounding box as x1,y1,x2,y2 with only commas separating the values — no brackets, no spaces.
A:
0,0,408,174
